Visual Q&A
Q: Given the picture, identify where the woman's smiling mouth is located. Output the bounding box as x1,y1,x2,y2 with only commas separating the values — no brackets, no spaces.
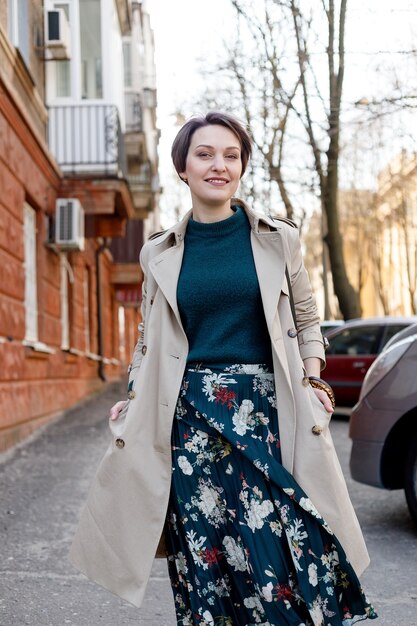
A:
205,177,229,185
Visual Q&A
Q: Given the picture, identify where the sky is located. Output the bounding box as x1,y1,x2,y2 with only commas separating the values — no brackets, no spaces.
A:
145,0,417,225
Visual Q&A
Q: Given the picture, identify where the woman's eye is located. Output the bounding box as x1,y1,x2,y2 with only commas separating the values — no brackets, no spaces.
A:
197,152,210,158
226,154,239,159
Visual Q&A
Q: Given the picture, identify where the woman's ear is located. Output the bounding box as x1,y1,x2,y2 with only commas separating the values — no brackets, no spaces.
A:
179,173,188,183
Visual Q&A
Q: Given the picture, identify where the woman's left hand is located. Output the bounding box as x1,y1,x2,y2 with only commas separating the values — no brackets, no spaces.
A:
313,387,334,413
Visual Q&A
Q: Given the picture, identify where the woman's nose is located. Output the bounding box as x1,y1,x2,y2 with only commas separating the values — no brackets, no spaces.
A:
212,156,226,171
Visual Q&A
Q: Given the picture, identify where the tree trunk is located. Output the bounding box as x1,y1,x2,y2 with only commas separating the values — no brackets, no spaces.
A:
324,130,361,318
323,0,361,319
323,176,361,319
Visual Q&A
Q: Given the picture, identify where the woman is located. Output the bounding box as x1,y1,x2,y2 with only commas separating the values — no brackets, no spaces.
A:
70,112,377,625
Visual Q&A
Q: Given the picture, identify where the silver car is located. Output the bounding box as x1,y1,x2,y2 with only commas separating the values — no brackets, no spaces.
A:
349,324,417,523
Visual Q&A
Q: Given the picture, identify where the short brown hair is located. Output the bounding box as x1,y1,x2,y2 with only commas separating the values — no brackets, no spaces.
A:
171,111,252,180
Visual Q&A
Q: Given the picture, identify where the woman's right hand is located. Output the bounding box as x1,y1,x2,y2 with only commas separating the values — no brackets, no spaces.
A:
109,400,128,421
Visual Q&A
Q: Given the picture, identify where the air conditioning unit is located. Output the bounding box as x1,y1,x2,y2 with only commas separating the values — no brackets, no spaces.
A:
45,9,71,60
55,199,85,250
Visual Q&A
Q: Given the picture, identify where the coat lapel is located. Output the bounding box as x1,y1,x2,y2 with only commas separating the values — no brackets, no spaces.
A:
147,211,191,330
250,229,286,333
148,245,184,328
238,199,288,332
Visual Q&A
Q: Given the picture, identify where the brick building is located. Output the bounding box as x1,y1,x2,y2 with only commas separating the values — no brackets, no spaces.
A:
0,0,159,450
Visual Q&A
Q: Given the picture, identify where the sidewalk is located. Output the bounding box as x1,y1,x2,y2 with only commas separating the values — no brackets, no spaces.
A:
2,381,417,625
0,381,176,626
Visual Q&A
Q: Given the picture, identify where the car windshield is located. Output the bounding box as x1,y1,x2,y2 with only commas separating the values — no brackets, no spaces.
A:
383,323,417,351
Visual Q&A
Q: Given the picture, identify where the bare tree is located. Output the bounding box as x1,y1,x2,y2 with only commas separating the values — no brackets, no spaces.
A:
181,2,417,319
212,0,361,318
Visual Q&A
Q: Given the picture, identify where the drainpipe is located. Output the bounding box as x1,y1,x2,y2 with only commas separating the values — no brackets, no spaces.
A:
95,237,111,381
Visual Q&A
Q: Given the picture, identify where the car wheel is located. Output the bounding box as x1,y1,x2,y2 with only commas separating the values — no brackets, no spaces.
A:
405,434,417,524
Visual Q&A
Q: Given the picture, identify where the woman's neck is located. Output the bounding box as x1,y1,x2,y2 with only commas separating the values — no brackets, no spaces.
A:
191,201,234,224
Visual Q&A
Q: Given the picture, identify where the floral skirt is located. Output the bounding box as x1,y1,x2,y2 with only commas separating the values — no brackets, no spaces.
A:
165,364,377,626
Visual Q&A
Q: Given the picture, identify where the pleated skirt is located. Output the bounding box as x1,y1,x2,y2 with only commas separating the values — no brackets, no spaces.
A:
165,364,377,626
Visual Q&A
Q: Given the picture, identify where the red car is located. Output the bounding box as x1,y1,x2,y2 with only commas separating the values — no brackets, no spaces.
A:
322,316,417,407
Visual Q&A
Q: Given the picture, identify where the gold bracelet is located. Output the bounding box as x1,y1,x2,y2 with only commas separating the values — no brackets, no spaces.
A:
308,376,336,409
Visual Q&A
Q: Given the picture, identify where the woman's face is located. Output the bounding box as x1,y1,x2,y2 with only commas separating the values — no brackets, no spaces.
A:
180,124,243,213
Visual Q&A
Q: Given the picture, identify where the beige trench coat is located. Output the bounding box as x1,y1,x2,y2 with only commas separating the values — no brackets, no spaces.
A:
69,200,369,608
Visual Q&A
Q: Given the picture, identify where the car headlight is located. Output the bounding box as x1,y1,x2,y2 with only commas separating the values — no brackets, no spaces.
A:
359,334,416,401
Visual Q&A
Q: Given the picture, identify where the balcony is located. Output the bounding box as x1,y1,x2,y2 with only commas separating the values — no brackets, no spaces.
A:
124,91,146,168
49,103,134,237
127,162,159,217
125,92,143,133
48,103,127,178
110,219,144,306
143,87,157,109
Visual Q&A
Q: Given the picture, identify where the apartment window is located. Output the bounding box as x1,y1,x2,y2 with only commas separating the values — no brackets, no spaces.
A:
83,267,91,353
123,40,132,87
60,255,70,349
80,0,102,99
118,306,126,365
23,204,38,342
60,253,75,350
53,3,71,98
8,0,30,67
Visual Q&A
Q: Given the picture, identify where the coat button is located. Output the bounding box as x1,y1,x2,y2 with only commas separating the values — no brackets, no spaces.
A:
141,345,147,355
115,438,125,448
311,425,323,436
288,328,298,338
302,376,310,387
127,389,136,400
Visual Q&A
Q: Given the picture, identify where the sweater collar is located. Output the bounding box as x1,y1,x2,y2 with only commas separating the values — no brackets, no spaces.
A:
185,205,247,237
153,198,284,247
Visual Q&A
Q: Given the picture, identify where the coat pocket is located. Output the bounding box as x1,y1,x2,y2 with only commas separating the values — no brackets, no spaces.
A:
108,398,131,438
306,384,332,429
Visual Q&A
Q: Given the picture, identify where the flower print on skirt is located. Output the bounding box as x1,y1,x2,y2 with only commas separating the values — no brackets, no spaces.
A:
166,363,377,626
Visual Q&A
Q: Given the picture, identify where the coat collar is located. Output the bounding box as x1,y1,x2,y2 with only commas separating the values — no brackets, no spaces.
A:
150,198,286,246
147,199,289,331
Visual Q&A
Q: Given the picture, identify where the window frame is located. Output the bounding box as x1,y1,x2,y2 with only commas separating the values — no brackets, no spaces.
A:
23,203,39,343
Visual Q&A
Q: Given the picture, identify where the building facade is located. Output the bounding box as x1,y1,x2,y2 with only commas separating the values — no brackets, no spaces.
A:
374,153,417,316
305,154,417,320
0,0,158,450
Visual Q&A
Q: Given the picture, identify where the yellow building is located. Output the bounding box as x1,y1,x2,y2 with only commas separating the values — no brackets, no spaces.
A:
303,153,417,320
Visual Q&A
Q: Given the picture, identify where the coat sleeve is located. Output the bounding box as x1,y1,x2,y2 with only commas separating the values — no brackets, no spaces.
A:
286,225,326,369
127,244,149,384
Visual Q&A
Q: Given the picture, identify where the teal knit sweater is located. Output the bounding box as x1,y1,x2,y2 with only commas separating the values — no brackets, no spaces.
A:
177,206,272,365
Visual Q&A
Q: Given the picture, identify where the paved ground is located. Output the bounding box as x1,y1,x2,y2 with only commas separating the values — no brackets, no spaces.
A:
1,381,416,625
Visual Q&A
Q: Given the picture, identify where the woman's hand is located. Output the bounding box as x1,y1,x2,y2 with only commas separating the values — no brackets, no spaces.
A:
109,400,128,421
313,387,334,413
303,357,334,413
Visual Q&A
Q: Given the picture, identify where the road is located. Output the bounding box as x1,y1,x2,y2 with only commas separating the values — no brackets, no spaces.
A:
0,381,416,625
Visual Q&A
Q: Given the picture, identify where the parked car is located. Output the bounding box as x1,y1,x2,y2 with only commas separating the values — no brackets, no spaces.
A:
382,321,417,351
320,319,345,335
322,316,417,407
349,325,417,523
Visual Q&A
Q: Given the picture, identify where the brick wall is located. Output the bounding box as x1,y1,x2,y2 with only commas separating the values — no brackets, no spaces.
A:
0,14,146,451
0,88,141,452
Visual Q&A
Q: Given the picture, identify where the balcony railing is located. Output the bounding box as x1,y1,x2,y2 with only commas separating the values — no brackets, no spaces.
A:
127,161,159,192
143,88,157,109
48,103,127,177
125,92,143,133
128,173,160,193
